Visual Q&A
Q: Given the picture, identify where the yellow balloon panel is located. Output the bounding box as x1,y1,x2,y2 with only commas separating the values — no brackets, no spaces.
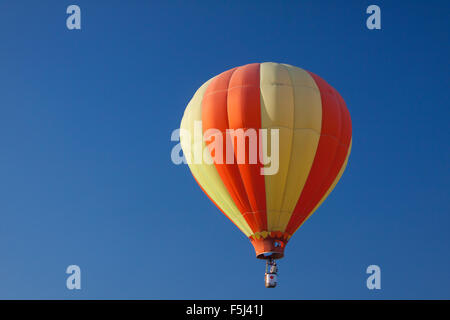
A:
260,63,323,232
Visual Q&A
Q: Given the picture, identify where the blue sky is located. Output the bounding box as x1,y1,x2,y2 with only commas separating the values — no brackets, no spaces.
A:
0,1,448,299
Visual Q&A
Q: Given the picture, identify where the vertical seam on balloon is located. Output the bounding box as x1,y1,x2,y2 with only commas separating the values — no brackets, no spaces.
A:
186,78,253,236
300,80,343,222
259,62,273,232
215,68,251,215
291,79,344,231
279,68,323,234
252,62,268,232
293,139,352,234
228,63,265,233
272,63,296,231
219,66,260,232
242,63,265,232
283,73,332,234
199,77,254,236
200,73,256,233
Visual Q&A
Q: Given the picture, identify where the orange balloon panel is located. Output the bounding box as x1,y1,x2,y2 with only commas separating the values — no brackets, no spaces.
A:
180,62,352,259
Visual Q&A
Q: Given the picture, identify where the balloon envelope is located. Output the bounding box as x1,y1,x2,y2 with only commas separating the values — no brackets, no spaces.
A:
180,62,352,259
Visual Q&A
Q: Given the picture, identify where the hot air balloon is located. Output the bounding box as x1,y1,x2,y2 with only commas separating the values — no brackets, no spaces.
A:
179,62,352,288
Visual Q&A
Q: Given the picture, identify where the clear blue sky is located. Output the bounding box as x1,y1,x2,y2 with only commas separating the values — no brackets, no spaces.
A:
0,1,448,299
